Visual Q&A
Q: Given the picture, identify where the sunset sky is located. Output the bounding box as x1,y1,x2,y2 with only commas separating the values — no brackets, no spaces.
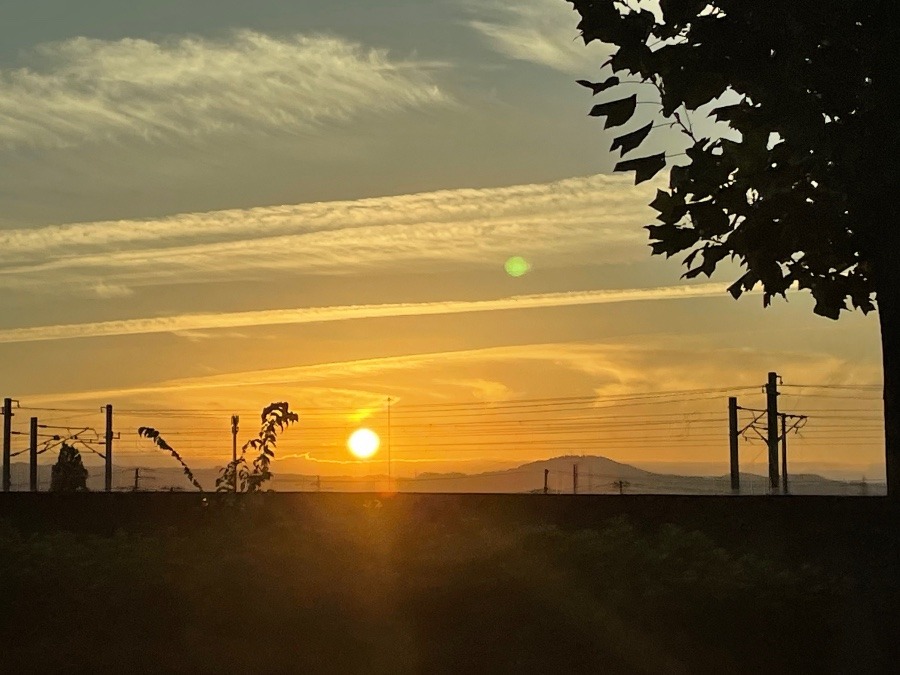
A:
0,0,884,483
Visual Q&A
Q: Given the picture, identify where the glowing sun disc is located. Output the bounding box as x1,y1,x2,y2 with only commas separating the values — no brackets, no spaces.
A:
348,428,380,459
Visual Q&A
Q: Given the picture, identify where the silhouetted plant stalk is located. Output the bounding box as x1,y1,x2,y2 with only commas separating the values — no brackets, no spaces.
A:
137,427,203,491
215,402,299,493
139,402,298,493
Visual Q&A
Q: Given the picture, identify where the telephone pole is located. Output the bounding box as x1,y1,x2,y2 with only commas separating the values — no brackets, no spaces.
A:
231,414,239,493
781,414,789,495
543,468,549,494
728,397,740,493
29,417,38,492
104,404,113,492
131,467,155,491
766,372,780,492
2,398,13,492
573,463,578,495
729,378,806,497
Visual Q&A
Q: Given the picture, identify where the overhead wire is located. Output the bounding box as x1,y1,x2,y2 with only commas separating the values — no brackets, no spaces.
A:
12,383,885,480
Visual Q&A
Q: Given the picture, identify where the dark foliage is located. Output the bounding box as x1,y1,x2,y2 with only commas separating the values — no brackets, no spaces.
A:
138,402,298,493
2,500,896,672
48,442,88,492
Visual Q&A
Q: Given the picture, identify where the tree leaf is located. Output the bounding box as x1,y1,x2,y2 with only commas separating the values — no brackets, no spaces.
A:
577,76,620,95
610,122,653,156
614,153,667,184
647,222,700,257
574,2,629,45
727,271,758,299
688,202,730,236
589,94,637,129
649,189,687,224
610,41,654,77
660,0,709,26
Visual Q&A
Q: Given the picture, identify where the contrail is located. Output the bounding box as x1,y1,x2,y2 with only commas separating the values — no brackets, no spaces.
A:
0,282,728,344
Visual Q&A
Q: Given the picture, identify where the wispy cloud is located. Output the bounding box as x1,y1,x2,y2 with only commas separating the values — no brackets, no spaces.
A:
21,337,880,407
11,341,673,404
0,283,728,344
432,378,515,402
170,330,248,342
90,281,134,299
466,0,610,73
0,173,656,291
0,31,446,148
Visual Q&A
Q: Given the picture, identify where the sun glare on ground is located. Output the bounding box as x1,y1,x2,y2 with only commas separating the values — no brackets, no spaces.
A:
347,428,380,459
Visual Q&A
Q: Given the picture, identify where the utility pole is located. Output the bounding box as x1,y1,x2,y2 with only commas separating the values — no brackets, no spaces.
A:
104,404,113,492
2,398,12,492
231,414,239,493
573,463,578,495
543,468,549,494
731,380,806,497
316,475,321,492
728,397,740,493
766,372,780,493
29,417,38,492
781,414,789,495
613,480,629,495
131,467,156,491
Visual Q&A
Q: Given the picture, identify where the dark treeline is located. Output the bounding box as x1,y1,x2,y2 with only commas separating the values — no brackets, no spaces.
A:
1,493,897,672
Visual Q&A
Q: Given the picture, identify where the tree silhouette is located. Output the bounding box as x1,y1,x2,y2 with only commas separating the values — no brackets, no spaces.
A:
568,1,898,495
49,442,89,492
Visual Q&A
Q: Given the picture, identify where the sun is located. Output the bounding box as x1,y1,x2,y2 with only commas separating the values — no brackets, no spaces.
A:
347,428,380,459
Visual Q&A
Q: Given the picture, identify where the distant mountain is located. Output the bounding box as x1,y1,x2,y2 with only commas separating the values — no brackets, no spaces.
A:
516,454,653,480
4,456,886,495
384,457,884,496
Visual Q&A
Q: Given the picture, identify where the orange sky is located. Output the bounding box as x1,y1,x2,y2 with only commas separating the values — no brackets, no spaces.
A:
0,1,885,483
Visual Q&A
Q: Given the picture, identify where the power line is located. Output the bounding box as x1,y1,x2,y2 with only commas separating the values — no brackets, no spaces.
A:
781,383,881,390
19,386,758,417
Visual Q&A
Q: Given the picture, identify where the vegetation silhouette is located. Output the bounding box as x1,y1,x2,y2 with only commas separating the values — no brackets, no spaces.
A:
568,1,898,495
137,427,203,491
49,442,88,492
138,401,298,492
216,402,298,492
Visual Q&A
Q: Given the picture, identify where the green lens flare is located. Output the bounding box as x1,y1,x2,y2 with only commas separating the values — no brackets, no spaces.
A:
504,256,531,277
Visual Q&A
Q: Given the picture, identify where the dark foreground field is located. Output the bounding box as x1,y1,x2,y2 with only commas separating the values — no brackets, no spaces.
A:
2,494,898,673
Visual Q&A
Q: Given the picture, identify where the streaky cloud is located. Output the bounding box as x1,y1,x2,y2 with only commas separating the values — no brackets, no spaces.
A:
21,335,873,407
466,0,611,73
0,282,728,344
0,31,446,148
0,173,656,291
